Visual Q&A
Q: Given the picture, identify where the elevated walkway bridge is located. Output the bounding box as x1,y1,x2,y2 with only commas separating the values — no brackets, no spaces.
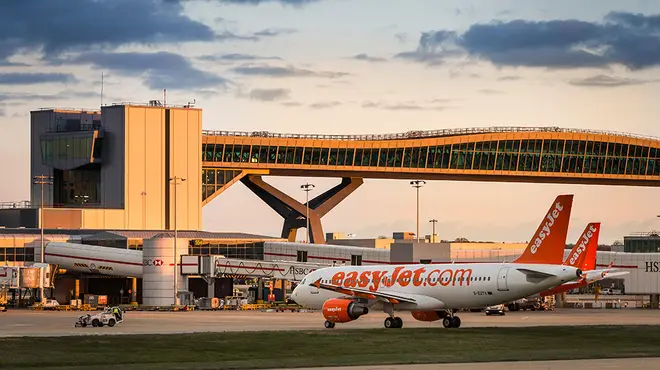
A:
202,126,660,244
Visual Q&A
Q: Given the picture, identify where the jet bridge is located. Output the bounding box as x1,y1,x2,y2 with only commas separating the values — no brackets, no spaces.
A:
180,255,324,282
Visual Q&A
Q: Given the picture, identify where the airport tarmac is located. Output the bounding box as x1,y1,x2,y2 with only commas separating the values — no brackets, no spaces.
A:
270,357,659,370
1,308,660,337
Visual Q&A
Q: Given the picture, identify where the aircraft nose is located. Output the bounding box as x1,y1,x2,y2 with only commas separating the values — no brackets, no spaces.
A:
291,286,299,304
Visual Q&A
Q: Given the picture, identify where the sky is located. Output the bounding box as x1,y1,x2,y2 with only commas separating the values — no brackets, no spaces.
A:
2,0,660,244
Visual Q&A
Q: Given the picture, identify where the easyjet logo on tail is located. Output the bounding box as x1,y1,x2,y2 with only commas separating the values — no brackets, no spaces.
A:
514,194,573,265
531,200,565,254
568,224,598,266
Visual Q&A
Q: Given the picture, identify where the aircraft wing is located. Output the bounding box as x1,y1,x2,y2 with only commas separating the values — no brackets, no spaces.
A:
310,279,417,304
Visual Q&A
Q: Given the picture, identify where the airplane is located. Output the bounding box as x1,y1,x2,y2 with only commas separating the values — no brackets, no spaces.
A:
538,222,628,297
291,194,583,329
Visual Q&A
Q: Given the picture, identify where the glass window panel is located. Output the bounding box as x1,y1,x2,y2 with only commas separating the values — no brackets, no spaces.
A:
302,148,312,164
294,147,303,164
328,148,338,165
621,144,629,157
496,153,505,170
473,152,482,170
312,148,322,165
403,148,412,168
475,142,483,151
223,144,233,161
242,145,251,162
346,149,355,166
268,146,277,163
337,148,346,166
441,146,451,168
450,150,459,169
354,149,363,167
285,147,295,164
642,146,650,158
418,147,427,168
387,148,396,167
578,141,586,155
586,141,594,155
411,147,420,168
378,148,387,167
319,148,329,165
593,142,603,156
370,149,379,166
393,148,403,167
361,149,371,166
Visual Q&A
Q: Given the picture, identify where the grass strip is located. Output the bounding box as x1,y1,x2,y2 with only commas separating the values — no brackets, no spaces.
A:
2,325,660,369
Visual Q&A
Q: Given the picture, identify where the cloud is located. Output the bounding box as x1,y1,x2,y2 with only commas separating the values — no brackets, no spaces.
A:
69,51,230,90
246,88,291,101
568,74,653,87
362,101,450,111
230,64,349,78
253,28,298,37
216,31,259,42
478,89,506,95
212,0,322,6
0,93,61,102
395,32,409,44
198,53,282,62
498,75,520,81
0,108,5,117
398,12,660,70
0,73,76,85
309,101,341,109
351,54,387,62
282,101,303,107
0,0,215,62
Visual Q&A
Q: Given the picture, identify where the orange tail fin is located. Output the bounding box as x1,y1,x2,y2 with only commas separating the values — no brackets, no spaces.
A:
513,194,574,265
563,222,600,271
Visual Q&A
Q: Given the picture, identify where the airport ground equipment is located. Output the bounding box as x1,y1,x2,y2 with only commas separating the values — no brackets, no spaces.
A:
75,306,123,328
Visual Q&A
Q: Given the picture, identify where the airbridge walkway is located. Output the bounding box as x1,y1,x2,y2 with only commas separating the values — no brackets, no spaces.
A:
201,126,660,244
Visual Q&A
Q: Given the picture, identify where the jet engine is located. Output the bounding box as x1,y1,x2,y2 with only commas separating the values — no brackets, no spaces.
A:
322,298,369,323
411,310,449,322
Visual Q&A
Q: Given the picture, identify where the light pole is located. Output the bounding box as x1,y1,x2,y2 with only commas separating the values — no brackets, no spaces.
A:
169,176,186,305
300,183,315,243
410,180,426,242
33,175,53,303
429,218,438,242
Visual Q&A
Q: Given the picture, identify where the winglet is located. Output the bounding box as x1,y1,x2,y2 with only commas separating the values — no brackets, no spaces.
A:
514,194,574,265
563,222,600,270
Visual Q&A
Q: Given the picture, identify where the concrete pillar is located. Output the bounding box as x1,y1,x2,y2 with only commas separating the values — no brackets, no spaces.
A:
257,278,264,302
650,294,660,309
207,277,215,298
131,278,137,303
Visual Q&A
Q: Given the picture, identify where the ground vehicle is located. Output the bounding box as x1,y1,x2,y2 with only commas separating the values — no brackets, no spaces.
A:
0,286,7,312
485,304,505,315
292,195,582,329
75,306,123,327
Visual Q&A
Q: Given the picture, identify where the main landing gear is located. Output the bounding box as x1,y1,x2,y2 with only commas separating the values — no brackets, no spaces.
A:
324,320,335,329
442,311,461,328
383,302,403,329
384,316,403,329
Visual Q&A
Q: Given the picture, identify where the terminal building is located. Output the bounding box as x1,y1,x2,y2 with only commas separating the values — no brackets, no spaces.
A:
1,102,660,308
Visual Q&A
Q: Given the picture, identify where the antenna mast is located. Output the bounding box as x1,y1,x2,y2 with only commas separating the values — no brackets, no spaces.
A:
100,72,104,107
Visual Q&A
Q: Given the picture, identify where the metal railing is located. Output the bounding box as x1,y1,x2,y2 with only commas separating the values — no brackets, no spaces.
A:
202,126,660,142
0,201,32,209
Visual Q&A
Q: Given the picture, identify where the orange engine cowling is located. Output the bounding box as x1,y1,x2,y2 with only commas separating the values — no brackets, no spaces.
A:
411,310,446,322
322,298,369,323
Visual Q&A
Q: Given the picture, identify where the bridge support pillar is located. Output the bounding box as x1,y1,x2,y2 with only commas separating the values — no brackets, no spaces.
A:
241,175,363,244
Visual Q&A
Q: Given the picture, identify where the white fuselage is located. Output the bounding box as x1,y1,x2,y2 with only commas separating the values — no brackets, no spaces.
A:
291,263,581,311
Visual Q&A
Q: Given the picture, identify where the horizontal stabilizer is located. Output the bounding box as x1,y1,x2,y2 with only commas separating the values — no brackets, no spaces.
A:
516,268,556,279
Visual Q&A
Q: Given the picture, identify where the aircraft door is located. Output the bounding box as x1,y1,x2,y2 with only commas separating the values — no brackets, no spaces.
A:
497,267,510,291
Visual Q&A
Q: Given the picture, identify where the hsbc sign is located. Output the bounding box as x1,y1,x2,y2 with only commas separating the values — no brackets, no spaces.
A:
144,259,164,267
